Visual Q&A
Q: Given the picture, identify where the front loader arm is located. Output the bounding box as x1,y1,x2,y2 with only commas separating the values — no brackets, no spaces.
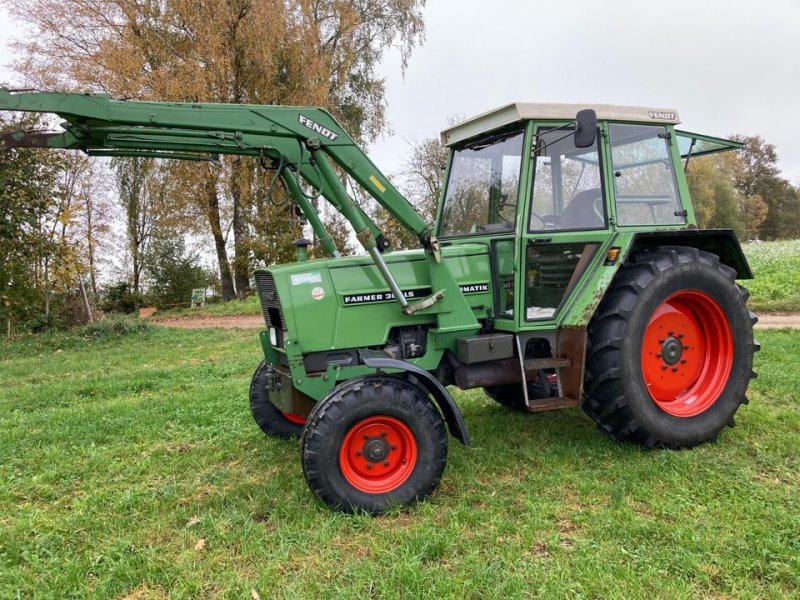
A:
0,88,478,333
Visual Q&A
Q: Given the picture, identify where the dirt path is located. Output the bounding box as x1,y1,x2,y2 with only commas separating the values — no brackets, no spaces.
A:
154,312,800,330
154,315,264,329
753,313,800,329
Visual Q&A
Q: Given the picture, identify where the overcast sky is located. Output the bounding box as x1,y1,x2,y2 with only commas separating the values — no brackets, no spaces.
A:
2,0,800,182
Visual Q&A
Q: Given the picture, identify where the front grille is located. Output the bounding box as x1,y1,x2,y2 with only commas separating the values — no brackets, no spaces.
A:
255,271,286,332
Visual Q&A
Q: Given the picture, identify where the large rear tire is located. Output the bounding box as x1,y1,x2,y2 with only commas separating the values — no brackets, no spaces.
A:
583,246,758,449
249,361,305,439
301,376,448,514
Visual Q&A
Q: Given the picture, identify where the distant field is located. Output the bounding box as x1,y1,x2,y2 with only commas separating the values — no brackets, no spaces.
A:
1,325,797,599
742,239,800,313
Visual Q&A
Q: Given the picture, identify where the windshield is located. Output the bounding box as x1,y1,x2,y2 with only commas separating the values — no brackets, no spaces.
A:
439,128,524,237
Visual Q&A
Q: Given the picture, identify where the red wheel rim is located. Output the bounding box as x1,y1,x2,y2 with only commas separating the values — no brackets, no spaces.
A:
641,290,733,417
282,412,306,425
339,416,417,494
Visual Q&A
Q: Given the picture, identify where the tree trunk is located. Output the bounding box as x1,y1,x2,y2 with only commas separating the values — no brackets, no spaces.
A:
230,156,250,297
205,174,236,301
85,196,98,298
131,245,141,293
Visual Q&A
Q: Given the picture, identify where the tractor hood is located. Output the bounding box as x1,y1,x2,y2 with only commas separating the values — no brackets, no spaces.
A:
254,244,493,353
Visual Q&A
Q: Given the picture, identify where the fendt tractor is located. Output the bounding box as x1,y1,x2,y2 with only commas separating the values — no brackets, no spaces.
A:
0,90,758,513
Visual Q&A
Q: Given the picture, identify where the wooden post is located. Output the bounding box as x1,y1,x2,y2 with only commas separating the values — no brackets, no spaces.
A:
78,274,94,324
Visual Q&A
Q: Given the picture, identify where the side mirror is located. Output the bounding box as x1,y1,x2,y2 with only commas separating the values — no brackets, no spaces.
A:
574,109,597,148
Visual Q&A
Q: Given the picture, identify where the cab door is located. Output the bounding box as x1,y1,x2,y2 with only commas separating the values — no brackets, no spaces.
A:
516,122,616,329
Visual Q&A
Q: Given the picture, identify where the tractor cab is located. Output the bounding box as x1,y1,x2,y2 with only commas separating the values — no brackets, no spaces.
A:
436,103,742,328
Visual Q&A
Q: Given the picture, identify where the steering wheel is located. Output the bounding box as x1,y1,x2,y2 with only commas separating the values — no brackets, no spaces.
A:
491,194,515,225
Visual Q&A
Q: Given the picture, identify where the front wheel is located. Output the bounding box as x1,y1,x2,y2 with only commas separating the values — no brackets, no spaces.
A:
249,361,305,439
583,246,758,449
301,376,448,514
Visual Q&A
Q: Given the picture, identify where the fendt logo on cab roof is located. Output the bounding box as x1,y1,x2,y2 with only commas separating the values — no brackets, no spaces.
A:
298,114,339,141
648,111,677,121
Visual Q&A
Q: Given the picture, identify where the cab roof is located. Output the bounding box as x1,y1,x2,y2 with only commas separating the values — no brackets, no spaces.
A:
440,102,681,146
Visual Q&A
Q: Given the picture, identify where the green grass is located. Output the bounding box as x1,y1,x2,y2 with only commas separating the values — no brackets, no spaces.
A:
1,327,798,599
742,239,800,312
150,295,260,321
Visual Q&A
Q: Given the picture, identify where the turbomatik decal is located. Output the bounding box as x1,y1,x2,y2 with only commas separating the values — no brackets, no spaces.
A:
311,287,326,300
298,114,339,141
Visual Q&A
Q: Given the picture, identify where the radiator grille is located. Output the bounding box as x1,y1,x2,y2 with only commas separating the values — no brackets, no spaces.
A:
255,271,286,332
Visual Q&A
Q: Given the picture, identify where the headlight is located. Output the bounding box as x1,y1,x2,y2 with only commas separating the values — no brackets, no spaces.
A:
269,327,278,346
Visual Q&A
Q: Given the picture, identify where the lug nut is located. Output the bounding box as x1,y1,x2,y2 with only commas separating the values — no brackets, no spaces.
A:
680,359,687,364
671,367,678,372
380,431,387,437
390,445,397,451
366,464,373,470
383,461,390,467
356,451,361,456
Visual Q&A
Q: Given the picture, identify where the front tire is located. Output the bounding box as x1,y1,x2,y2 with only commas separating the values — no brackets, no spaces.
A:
583,246,758,448
249,361,305,439
301,376,448,514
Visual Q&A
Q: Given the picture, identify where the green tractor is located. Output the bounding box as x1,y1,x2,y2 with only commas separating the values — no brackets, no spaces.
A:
0,91,758,514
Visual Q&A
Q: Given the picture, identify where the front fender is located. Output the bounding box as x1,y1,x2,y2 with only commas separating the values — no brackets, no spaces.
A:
360,353,470,446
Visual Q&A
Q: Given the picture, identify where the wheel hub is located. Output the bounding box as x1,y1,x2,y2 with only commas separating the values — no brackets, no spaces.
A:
660,336,683,366
363,437,390,463
339,416,418,494
641,290,733,417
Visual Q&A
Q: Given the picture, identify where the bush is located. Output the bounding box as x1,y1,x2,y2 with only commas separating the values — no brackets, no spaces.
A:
101,281,145,314
80,314,152,338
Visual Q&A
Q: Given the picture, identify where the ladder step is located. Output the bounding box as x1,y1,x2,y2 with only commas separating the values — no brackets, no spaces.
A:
526,396,579,412
523,357,571,371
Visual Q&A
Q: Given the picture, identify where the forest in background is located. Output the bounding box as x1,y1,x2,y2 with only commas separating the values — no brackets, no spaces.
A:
1,0,799,333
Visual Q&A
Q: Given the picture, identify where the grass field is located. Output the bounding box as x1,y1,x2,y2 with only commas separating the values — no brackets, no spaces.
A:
742,239,800,313
1,325,798,599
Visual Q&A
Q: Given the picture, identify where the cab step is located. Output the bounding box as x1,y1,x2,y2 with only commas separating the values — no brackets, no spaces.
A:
525,396,580,412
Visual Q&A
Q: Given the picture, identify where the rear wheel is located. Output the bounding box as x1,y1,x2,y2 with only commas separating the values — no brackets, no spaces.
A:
249,361,305,439
301,376,448,514
583,246,758,448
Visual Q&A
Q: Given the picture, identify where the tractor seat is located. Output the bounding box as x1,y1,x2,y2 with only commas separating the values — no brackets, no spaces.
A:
560,188,604,229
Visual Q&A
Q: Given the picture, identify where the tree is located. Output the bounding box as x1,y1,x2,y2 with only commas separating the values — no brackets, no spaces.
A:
8,0,428,297
144,229,213,308
376,135,447,249
729,134,800,240
686,155,746,239
112,157,165,294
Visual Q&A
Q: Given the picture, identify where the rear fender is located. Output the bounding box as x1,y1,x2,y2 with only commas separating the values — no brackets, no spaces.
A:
629,229,752,278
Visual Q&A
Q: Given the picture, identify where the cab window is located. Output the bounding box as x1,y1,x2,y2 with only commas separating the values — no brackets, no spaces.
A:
529,127,606,232
439,128,524,237
609,123,685,226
